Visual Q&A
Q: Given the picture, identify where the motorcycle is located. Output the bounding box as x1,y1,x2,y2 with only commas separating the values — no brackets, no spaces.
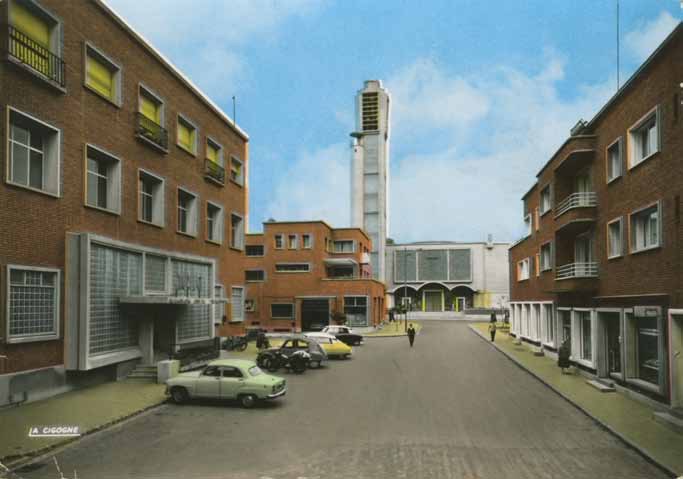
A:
256,349,310,374
222,336,248,352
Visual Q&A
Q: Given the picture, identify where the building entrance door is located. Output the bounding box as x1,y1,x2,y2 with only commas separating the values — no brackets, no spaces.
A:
301,299,330,331
455,297,465,313
671,313,683,408
605,314,621,377
424,291,443,312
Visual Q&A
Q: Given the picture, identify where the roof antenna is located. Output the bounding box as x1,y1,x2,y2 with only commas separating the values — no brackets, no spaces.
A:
616,0,620,91
232,95,236,125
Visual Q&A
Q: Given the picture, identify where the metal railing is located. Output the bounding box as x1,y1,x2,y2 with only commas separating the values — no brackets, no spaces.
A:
556,262,598,280
555,192,597,217
6,24,65,87
135,112,169,150
204,159,225,184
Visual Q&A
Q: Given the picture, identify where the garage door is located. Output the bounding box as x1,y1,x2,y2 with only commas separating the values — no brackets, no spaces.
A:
301,299,329,331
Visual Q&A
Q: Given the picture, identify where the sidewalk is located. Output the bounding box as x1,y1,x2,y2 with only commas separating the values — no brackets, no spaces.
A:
469,323,683,477
0,380,166,466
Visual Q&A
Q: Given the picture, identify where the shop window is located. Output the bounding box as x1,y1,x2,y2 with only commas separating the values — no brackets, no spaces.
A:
344,296,368,327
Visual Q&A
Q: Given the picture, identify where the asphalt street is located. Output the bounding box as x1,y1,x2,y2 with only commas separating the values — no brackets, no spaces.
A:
17,322,670,479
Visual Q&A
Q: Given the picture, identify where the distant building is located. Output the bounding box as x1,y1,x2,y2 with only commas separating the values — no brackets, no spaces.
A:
385,240,510,313
243,221,385,332
350,80,390,281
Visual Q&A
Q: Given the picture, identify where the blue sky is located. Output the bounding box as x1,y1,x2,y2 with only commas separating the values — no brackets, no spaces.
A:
109,0,681,242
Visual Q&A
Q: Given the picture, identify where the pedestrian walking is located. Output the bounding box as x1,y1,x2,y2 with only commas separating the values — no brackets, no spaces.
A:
389,309,395,323
407,324,416,347
558,339,571,374
488,318,497,342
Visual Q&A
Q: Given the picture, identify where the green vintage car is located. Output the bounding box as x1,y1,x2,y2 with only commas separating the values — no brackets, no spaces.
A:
165,359,286,408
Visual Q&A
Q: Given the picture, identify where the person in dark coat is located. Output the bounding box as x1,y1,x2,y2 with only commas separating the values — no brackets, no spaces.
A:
389,309,395,323
407,324,416,347
558,339,571,373
488,318,497,342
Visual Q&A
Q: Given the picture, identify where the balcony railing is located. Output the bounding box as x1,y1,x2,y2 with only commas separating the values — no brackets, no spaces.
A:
205,159,225,184
6,24,65,87
556,262,598,280
555,192,597,217
135,112,169,150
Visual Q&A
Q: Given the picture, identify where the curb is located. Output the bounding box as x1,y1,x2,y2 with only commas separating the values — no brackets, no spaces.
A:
468,325,679,478
2,397,168,471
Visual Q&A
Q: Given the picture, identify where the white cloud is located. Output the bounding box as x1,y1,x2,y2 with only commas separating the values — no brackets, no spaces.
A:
624,11,678,62
264,143,350,228
106,0,322,100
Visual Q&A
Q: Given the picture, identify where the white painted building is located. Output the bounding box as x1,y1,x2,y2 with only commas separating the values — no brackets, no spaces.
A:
350,80,390,282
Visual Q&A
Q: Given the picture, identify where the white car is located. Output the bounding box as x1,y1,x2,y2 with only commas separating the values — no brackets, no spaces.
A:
304,332,353,358
321,325,364,346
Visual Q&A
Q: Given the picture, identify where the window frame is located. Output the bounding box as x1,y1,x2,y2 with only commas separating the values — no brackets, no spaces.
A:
206,201,224,245
229,155,244,186
274,234,284,250
287,234,298,250
302,233,313,249
271,303,295,320
176,186,199,237
539,241,553,271
245,244,265,257
84,143,122,215
5,264,61,343
275,263,311,273
606,216,624,259
517,258,530,281
628,201,662,254
245,269,266,282
229,212,245,250
6,106,61,198
230,286,245,322
605,136,623,184
83,42,122,107
206,137,224,167
176,113,198,156
137,168,165,228
332,239,356,253
628,105,661,170
138,83,166,127
539,184,552,216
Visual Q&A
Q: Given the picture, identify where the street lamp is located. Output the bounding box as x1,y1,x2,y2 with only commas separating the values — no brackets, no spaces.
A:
404,246,408,332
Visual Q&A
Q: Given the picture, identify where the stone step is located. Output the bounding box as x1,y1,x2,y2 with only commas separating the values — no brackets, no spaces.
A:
586,379,615,393
669,407,683,420
653,412,683,434
531,346,544,356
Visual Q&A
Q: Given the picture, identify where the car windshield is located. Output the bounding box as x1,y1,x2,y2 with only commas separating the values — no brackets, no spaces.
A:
248,366,263,376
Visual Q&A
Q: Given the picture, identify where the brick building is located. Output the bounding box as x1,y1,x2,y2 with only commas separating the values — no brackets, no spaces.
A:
0,0,248,406
508,24,683,406
243,221,386,332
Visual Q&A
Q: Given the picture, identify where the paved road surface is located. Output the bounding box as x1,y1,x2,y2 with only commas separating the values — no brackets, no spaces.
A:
18,322,669,479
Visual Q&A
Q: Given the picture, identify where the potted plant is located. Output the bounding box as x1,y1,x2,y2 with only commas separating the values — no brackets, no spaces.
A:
331,311,347,325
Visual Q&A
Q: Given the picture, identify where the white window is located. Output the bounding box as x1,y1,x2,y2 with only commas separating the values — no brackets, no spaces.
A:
630,203,661,253
177,188,198,236
275,263,310,273
540,185,552,214
139,170,164,226
214,284,225,324
274,234,284,249
302,234,312,249
271,303,294,320
231,286,244,322
85,145,121,214
288,234,298,249
8,107,60,196
245,270,265,282
6,266,60,343
84,43,122,105
542,304,554,345
607,137,623,182
230,156,244,185
333,240,355,253
607,217,624,258
629,107,660,168
540,242,552,271
577,310,592,361
206,202,224,244
517,258,530,281
230,213,244,249
523,214,531,237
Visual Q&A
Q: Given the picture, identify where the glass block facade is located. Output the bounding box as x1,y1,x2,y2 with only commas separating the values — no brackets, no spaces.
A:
145,254,167,293
394,250,417,282
176,304,211,342
172,260,210,298
8,269,58,339
88,244,141,355
418,250,448,281
449,249,472,281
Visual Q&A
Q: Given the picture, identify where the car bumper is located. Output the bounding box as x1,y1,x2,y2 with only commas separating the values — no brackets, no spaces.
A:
266,388,287,399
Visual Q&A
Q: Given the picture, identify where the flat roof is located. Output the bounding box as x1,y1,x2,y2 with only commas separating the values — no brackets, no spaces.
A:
388,240,510,247
258,220,371,240
95,0,249,141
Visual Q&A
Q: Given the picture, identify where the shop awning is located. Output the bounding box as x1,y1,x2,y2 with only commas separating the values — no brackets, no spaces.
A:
119,296,228,305
323,258,358,267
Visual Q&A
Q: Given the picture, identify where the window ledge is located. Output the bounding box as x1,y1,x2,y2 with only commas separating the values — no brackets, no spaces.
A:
630,244,661,256
246,280,265,283
136,134,169,154
6,333,60,344
206,239,223,246
204,175,225,187
6,180,60,199
138,218,164,229
84,84,121,108
176,230,198,239
7,57,67,94
275,271,310,274
229,246,244,252
625,377,661,394
176,143,197,157
607,174,622,185
229,179,244,188
245,255,265,258
629,150,659,171
607,254,623,261
540,209,551,217
85,203,120,216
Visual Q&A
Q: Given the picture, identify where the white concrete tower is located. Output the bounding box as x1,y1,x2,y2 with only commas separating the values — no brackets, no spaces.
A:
350,80,390,282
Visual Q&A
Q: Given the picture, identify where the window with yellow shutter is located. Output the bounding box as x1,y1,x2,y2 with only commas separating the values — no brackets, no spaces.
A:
84,44,120,104
177,116,197,154
140,94,162,125
136,86,168,150
206,140,222,165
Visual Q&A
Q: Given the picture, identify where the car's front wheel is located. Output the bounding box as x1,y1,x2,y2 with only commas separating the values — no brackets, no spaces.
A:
239,394,257,409
170,386,189,404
